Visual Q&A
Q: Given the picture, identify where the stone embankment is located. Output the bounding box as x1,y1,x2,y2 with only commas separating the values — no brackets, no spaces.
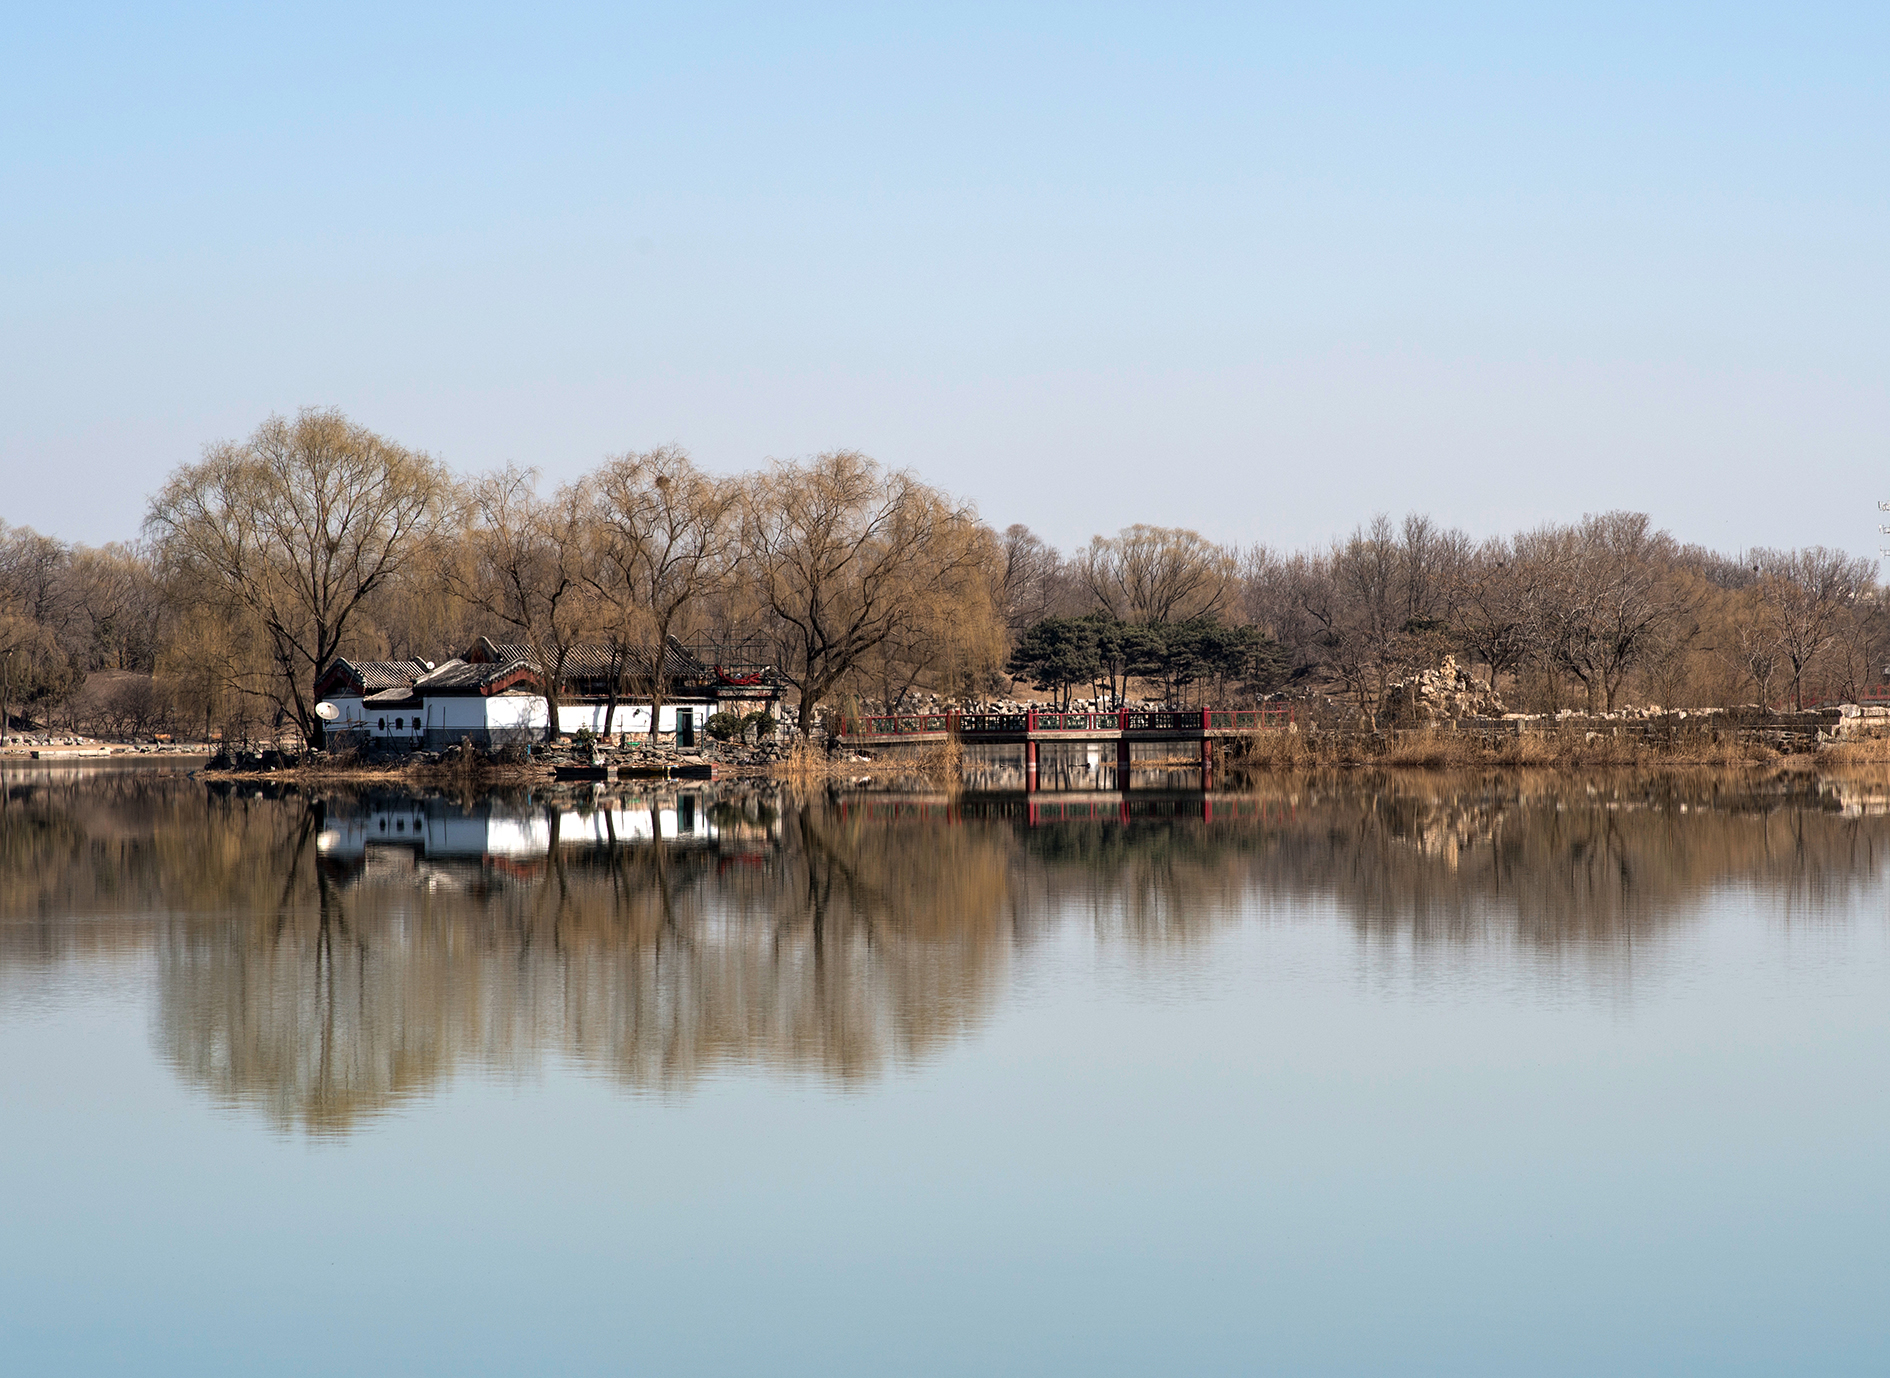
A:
1284,655,1890,755
2,732,216,759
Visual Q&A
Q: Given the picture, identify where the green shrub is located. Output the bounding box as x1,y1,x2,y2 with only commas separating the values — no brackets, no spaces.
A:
706,711,746,742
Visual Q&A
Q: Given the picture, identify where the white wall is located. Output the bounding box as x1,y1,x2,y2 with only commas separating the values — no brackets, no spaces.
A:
423,694,550,732
323,696,421,739
480,695,549,732
556,704,699,735
321,695,367,733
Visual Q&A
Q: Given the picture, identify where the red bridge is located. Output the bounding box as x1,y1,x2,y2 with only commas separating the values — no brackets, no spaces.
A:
835,707,1295,786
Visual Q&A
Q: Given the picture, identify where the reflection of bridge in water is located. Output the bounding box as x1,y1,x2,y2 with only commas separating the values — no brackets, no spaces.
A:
838,790,1300,828
839,708,1294,789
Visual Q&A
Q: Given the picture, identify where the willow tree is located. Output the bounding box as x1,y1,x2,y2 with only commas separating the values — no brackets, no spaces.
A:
587,446,740,743
742,451,999,733
446,466,592,742
144,409,448,746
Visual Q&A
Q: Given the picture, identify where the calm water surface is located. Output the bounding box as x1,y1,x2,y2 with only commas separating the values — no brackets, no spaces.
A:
2,763,1887,1375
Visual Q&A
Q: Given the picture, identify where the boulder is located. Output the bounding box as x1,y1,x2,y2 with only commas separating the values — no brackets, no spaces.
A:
1384,655,1506,723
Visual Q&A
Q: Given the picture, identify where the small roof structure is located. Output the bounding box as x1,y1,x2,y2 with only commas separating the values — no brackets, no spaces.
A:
463,636,711,682
413,658,540,697
315,658,431,698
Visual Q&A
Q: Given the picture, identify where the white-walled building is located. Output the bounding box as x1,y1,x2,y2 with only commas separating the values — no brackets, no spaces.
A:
316,636,781,751
312,659,432,747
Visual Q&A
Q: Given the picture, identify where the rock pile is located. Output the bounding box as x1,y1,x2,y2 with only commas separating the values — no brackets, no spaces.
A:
1383,656,1507,723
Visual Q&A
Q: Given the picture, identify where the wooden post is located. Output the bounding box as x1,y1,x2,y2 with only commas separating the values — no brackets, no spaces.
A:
1025,739,1039,793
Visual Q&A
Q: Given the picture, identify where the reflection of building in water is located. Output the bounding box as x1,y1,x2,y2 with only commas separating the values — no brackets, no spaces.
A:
314,791,731,882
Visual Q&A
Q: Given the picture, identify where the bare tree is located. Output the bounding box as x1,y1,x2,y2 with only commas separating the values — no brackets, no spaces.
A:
587,447,740,742
67,543,164,672
1452,535,1555,693
997,524,1071,633
1749,546,1874,710
741,451,997,733
1079,525,1233,625
0,521,75,634
1538,512,1697,713
448,467,592,743
145,409,448,745
1720,589,1783,707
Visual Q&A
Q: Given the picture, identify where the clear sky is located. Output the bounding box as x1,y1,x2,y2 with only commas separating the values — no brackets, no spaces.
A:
3,3,1885,558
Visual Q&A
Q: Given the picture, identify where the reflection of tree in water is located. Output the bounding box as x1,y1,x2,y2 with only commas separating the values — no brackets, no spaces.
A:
1243,772,1888,947
1004,772,1888,949
5,769,1888,1133
146,788,1019,1133
0,771,313,969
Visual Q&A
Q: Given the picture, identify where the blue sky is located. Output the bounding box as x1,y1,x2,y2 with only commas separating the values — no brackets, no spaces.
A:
3,3,1885,556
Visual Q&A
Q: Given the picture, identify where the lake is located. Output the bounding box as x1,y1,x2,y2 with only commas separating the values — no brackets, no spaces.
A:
2,762,1886,1375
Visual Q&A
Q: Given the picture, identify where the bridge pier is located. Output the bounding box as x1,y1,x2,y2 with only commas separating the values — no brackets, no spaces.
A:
1025,740,1039,792
1116,737,1131,789
1201,736,1214,779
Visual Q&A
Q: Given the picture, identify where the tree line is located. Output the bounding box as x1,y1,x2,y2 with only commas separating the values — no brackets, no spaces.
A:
0,407,1881,743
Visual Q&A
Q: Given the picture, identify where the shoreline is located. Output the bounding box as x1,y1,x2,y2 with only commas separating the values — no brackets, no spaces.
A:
15,739,1890,789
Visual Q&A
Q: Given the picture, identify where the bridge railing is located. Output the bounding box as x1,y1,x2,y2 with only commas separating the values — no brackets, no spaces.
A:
955,713,1030,734
835,706,1297,738
1113,711,1196,731
838,713,956,736
1029,711,1122,731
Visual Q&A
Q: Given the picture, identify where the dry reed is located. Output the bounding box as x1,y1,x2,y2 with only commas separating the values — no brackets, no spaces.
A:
1812,737,1890,766
1228,724,1784,774
771,735,965,789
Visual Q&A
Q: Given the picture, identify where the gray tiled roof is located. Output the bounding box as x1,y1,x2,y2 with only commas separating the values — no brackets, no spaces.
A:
331,658,430,692
471,638,710,679
414,658,534,692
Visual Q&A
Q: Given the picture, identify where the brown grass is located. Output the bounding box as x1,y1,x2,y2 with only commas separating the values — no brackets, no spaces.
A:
1813,737,1890,765
1228,724,1784,773
771,736,964,788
